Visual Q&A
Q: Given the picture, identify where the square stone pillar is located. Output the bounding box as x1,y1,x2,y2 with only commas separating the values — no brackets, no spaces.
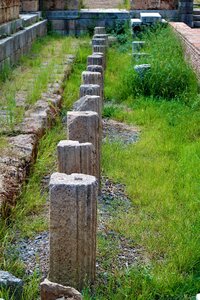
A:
49,172,98,290
67,111,101,187
57,140,95,176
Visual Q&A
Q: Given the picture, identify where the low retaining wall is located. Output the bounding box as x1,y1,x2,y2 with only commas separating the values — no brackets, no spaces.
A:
170,22,200,78
0,0,20,25
46,9,180,35
46,10,130,35
0,20,47,71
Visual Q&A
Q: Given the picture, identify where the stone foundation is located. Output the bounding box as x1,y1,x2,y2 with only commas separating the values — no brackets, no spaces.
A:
0,20,47,71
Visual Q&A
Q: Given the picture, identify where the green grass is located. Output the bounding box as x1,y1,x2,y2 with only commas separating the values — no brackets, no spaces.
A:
107,25,199,105
84,25,200,299
0,34,78,130
0,36,90,299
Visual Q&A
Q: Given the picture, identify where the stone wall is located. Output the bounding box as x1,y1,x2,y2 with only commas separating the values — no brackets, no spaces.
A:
0,0,20,25
170,22,200,78
20,0,39,12
131,0,178,10
43,0,80,10
0,20,47,71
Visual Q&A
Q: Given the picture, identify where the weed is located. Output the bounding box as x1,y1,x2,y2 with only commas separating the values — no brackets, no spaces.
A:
106,25,199,104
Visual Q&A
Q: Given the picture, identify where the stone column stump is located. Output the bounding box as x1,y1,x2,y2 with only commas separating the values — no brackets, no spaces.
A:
57,140,95,176
92,45,107,56
49,172,98,290
79,84,101,99
94,27,106,35
87,54,105,70
87,65,104,78
73,95,102,117
82,71,103,101
67,111,101,185
93,34,108,46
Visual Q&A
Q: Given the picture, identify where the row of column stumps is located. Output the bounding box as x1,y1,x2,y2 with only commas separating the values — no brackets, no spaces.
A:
44,26,109,296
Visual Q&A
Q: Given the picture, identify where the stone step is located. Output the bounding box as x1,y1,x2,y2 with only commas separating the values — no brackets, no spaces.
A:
193,8,200,15
193,15,200,21
193,20,200,27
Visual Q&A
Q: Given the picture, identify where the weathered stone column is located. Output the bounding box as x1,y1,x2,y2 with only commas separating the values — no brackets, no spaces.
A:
57,140,95,176
92,45,107,56
93,34,109,46
79,84,101,98
92,38,107,47
87,54,105,70
49,172,98,290
82,71,103,100
94,27,106,35
73,95,102,116
67,111,101,184
87,65,104,76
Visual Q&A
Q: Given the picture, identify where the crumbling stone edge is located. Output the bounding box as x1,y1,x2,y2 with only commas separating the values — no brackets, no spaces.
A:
0,53,76,216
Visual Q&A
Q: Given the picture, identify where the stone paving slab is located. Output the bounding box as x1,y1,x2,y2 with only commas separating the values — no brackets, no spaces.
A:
170,22,200,77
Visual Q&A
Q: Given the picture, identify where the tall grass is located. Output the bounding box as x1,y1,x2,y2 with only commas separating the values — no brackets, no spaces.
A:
85,25,200,299
106,25,199,105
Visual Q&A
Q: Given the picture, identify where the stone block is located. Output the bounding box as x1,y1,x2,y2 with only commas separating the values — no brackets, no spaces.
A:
140,12,162,24
87,65,104,79
80,84,101,98
131,18,142,28
134,64,151,77
0,271,23,300
73,95,102,117
82,71,103,100
93,34,108,46
132,41,145,52
67,111,101,184
57,140,95,176
94,27,106,35
92,45,106,56
87,54,105,70
92,38,107,47
49,172,98,290
132,52,149,61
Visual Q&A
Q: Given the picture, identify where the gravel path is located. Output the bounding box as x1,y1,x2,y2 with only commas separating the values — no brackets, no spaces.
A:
14,118,142,280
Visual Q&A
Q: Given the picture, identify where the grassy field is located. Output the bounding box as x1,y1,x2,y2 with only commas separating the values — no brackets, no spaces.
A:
0,24,200,300
84,25,200,299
